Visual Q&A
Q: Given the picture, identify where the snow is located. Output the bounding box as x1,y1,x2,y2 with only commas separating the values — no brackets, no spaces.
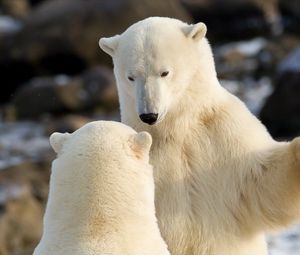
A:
0,183,28,204
0,122,51,169
278,47,300,74
220,77,273,114
0,121,299,254
0,15,22,34
268,225,300,255
54,74,71,86
217,37,267,57
0,27,298,254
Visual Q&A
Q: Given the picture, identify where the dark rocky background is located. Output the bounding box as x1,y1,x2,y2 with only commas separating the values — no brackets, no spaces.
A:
0,0,299,254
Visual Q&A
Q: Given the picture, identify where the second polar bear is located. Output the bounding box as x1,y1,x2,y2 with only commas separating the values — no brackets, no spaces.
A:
100,17,300,255
33,121,170,255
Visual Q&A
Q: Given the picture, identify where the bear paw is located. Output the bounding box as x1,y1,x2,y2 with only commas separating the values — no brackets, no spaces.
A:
291,137,300,164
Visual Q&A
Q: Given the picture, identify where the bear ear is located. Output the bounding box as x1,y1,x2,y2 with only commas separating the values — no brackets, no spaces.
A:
49,132,70,154
99,35,120,57
182,22,207,41
129,132,152,159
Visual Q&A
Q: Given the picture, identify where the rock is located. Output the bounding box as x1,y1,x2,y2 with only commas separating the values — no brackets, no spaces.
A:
0,0,30,18
0,160,51,255
12,66,118,119
182,0,300,39
80,66,119,111
1,104,17,122
12,76,70,119
44,114,91,135
252,0,283,36
0,58,36,104
0,0,191,105
16,0,190,65
0,184,42,255
215,37,267,79
0,160,51,203
278,47,300,73
0,122,51,170
260,47,300,138
280,0,300,19
215,35,300,81
221,77,272,115
28,0,45,7
182,0,278,40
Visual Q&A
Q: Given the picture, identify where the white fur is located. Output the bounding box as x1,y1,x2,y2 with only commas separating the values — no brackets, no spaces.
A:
100,17,300,255
33,121,170,255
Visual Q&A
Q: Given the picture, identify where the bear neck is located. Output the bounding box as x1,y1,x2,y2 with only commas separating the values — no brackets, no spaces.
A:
43,162,157,241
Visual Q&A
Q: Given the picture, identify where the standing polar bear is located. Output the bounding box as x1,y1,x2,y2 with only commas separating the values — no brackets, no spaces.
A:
33,121,170,255
99,17,300,255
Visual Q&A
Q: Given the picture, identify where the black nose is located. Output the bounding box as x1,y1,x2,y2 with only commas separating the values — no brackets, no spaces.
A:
139,113,158,125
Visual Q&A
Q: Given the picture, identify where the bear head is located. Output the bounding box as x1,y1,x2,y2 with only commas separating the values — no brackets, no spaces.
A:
99,17,211,126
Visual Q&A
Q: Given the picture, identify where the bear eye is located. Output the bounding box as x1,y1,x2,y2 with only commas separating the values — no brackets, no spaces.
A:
128,76,135,82
161,71,169,77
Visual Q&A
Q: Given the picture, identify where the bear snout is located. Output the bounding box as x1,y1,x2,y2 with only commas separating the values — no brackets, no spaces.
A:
139,113,158,125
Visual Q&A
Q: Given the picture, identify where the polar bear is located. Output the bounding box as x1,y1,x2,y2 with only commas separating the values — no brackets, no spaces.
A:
33,121,170,255
99,17,300,255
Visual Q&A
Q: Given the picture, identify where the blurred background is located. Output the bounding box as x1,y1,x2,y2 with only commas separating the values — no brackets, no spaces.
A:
0,0,299,254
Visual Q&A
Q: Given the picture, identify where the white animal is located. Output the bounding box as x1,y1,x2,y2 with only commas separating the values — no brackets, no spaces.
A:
33,121,170,255
99,17,300,255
